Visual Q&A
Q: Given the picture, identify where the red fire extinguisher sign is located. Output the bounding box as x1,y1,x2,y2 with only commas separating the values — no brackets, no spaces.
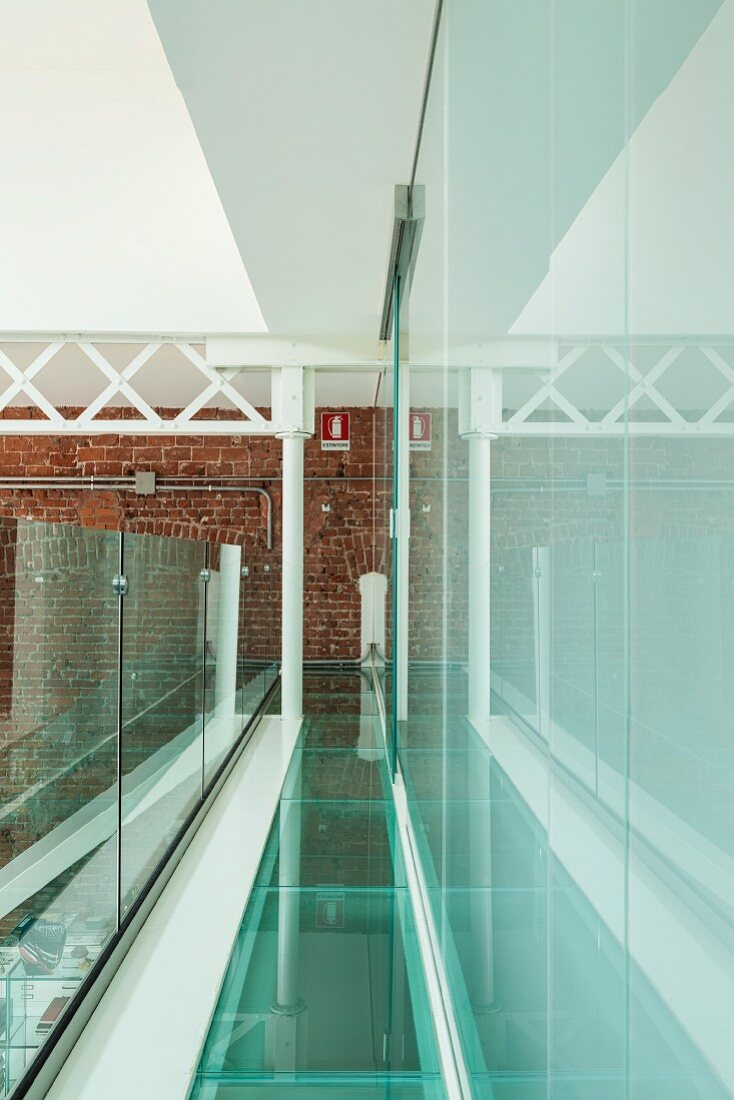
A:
321,411,351,451
409,411,432,451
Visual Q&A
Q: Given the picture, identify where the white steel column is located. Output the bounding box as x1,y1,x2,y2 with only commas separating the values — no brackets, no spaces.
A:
274,365,314,722
460,369,502,1035
279,433,307,719
467,435,492,724
459,368,501,724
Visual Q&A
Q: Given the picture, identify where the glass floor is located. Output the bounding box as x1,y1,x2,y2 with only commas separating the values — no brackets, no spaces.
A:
188,672,445,1100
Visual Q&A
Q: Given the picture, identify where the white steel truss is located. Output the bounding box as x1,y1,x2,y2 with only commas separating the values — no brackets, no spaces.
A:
0,334,733,436
497,340,734,436
0,337,275,435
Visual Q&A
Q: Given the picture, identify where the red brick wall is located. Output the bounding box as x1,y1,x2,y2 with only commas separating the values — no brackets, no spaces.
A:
0,406,390,666
0,405,389,932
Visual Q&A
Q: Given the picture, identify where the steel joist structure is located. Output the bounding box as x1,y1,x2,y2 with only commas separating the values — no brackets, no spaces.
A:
0,336,272,436
0,334,733,437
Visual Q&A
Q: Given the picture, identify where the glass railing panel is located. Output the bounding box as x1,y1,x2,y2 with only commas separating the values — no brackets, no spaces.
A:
204,543,245,786
0,518,119,1093
238,561,263,720
119,531,206,914
0,516,276,1099
240,560,279,709
594,538,627,815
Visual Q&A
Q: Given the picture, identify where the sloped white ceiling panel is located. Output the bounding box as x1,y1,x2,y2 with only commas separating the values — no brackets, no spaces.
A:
0,0,266,333
147,0,436,337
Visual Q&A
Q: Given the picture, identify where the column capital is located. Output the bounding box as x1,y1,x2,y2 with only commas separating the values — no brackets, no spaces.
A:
458,367,503,439
275,429,313,440
272,365,315,437
460,429,498,441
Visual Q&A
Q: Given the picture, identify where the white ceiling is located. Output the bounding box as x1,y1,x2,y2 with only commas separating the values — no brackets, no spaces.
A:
0,0,265,333
146,0,436,338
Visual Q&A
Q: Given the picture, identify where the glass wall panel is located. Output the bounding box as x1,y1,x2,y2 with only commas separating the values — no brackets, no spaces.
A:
120,532,206,914
374,317,396,749
626,3,732,1098
402,1,734,1097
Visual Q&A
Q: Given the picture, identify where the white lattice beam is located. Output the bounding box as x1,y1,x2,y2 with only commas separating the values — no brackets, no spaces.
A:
601,346,684,427
0,343,66,425
506,346,587,429
177,343,267,426
496,340,734,436
0,337,277,435
0,334,732,437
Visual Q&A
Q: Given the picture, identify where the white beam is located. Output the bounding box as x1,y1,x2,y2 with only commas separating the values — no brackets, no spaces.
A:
0,420,278,436
207,335,387,370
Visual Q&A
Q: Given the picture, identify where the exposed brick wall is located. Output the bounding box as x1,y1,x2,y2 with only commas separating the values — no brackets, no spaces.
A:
0,405,389,664
0,406,387,936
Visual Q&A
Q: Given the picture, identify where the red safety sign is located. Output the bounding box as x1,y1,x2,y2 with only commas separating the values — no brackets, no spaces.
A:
409,411,432,451
321,411,350,451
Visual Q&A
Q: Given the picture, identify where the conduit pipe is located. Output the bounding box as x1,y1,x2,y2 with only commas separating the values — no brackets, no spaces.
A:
0,476,274,549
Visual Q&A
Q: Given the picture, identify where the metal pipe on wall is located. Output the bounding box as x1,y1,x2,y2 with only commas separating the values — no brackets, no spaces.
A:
0,476,274,549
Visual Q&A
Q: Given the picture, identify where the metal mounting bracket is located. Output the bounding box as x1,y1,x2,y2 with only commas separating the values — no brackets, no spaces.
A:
379,184,425,341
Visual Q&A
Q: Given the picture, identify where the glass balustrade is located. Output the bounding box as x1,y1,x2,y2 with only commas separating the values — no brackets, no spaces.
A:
0,518,276,1097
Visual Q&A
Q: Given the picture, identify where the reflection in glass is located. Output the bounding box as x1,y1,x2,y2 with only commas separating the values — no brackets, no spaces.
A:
120,532,206,913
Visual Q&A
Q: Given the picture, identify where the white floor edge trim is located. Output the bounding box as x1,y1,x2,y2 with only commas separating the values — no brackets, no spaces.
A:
392,769,473,1100
45,714,302,1100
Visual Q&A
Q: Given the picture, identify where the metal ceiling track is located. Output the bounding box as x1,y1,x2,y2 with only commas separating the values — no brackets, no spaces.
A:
379,183,425,342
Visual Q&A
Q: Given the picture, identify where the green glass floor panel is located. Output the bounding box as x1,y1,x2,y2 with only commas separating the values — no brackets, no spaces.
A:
254,800,403,890
281,748,391,802
198,887,440,1081
301,714,382,750
193,673,444,1098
